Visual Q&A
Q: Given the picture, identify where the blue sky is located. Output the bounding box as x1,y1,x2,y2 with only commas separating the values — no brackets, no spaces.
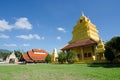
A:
0,0,120,53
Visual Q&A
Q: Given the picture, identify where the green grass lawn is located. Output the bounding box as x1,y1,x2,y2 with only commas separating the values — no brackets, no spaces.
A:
0,64,120,80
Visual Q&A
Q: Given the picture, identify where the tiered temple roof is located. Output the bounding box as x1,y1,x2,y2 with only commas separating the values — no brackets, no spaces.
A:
70,13,99,43
23,49,48,63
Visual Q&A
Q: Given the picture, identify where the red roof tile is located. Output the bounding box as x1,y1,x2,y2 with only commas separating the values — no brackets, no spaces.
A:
61,39,96,50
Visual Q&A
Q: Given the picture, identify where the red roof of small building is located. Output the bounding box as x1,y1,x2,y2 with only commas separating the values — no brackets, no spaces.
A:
28,50,48,61
23,49,48,62
61,39,96,50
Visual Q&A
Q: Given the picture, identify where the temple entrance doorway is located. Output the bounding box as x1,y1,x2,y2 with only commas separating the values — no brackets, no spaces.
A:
9,58,15,64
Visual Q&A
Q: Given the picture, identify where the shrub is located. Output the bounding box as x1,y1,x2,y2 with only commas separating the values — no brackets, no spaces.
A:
104,47,115,63
45,54,51,63
58,52,66,64
66,50,78,64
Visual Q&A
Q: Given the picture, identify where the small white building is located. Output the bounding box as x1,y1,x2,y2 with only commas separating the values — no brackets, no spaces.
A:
6,52,18,64
53,48,58,62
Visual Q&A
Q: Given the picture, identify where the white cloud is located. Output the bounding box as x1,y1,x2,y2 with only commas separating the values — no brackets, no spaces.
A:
3,44,17,47
16,34,34,40
0,17,32,32
41,37,45,40
57,27,66,32
0,20,13,31
22,44,30,46
33,34,40,40
57,36,61,40
0,34,10,38
16,34,44,40
14,17,32,30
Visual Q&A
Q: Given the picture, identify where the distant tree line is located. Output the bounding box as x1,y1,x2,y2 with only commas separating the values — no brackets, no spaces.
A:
0,50,23,61
0,52,11,60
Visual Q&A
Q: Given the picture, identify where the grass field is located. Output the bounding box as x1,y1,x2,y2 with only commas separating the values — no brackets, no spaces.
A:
0,64,120,80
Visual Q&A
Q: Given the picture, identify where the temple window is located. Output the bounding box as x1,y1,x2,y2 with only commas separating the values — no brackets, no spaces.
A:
88,53,92,57
84,52,92,58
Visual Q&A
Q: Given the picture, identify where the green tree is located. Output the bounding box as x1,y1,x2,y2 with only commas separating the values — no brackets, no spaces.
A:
45,54,51,63
14,50,22,61
107,36,120,54
104,47,115,62
0,52,11,60
104,36,120,62
66,50,78,64
58,52,66,64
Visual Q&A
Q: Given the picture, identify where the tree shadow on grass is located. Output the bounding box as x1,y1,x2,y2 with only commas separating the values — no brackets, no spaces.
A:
87,62,120,68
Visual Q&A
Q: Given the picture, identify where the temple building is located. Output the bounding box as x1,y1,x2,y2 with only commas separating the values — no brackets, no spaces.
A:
23,49,48,63
61,13,105,61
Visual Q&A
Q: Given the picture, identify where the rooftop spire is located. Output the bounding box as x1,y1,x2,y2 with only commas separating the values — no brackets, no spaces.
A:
82,11,85,16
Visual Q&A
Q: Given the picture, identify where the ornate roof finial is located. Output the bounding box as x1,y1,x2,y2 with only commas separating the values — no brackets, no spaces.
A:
82,11,85,16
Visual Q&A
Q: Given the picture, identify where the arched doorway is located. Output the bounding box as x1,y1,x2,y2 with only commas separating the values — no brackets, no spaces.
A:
9,58,15,64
